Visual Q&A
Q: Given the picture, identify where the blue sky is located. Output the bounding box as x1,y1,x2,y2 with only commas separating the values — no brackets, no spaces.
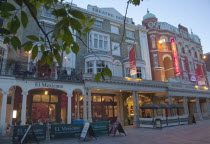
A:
67,0,210,53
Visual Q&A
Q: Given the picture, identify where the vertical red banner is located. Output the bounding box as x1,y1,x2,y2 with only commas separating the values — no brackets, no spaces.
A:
171,39,180,75
129,45,137,76
196,65,205,85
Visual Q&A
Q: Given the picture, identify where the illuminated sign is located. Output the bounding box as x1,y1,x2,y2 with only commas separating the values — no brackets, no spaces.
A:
171,39,180,75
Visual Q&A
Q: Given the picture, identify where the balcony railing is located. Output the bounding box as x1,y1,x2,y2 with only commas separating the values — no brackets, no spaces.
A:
0,60,83,82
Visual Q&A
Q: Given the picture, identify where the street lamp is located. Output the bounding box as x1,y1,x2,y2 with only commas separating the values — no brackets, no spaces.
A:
202,55,207,60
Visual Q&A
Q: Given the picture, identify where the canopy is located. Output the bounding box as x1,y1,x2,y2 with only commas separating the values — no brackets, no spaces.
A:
140,104,159,109
157,104,171,109
169,104,184,109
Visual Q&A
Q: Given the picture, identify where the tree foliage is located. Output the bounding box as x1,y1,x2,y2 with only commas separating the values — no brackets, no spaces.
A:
0,0,142,82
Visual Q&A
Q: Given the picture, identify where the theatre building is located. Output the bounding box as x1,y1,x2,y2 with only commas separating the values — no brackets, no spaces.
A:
0,2,210,136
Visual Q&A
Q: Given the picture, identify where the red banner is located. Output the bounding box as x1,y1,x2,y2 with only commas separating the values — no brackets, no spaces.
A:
129,46,137,76
196,65,205,85
171,39,180,75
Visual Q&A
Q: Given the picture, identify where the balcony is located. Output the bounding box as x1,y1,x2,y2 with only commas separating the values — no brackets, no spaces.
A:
0,59,83,82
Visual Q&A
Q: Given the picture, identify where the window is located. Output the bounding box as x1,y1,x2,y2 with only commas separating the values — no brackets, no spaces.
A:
181,59,185,70
97,61,106,73
87,61,94,74
189,62,195,73
90,32,110,51
111,25,119,34
93,20,102,29
126,30,134,39
162,39,167,50
153,54,159,67
125,68,130,77
125,67,143,78
112,42,120,56
136,67,142,78
113,60,122,77
151,37,156,48
182,48,185,54
42,8,55,19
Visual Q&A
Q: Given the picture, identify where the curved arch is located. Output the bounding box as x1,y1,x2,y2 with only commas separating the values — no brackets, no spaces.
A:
160,36,169,42
162,54,172,61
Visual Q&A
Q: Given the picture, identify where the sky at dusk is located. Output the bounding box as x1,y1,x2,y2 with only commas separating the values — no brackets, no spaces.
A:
66,0,210,53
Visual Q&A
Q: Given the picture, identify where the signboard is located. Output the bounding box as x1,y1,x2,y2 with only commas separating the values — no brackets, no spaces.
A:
35,82,63,89
91,121,109,136
87,5,132,24
129,46,137,76
196,65,205,85
171,39,180,75
109,122,126,136
13,125,46,143
50,124,83,139
80,122,90,139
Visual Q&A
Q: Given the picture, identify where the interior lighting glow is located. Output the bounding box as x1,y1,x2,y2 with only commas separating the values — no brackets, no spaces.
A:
44,91,48,95
13,110,17,118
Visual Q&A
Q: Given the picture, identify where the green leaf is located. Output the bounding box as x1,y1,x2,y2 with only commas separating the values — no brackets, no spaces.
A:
103,66,112,78
40,45,45,52
94,73,101,82
30,3,37,16
0,2,16,11
66,47,71,54
3,37,10,44
63,27,74,44
11,36,21,50
69,18,82,31
0,11,13,19
52,8,67,17
40,37,45,42
23,41,33,51
68,9,85,19
129,0,141,6
32,45,38,59
0,28,10,35
6,16,20,34
26,35,39,41
71,42,79,54
21,11,28,28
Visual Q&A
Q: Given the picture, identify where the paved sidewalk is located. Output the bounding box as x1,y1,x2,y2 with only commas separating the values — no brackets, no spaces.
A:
1,120,210,144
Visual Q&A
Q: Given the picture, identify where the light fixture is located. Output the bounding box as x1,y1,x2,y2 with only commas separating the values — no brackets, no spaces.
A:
44,91,48,95
13,110,17,118
64,56,67,59
202,55,207,60
158,39,166,44
97,88,99,91
120,90,122,92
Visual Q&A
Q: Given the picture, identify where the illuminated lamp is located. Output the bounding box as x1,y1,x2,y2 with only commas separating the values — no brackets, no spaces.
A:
13,110,17,118
202,55,207,60
44,91,48,95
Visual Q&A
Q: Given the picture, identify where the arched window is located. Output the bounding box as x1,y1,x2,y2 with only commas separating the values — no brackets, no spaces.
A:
160,36,168,50
150,36,156,49
182,47,185,54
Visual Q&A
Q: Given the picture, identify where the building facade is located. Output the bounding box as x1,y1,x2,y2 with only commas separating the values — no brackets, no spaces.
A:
0,2,210,136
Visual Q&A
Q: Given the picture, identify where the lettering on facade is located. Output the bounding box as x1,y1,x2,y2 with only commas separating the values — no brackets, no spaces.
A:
35,82,63,89
87,5,132,24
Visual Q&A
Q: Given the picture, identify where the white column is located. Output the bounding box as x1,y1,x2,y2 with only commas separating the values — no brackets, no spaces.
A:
87,89,92,122
83,89,87,122
183,97,189,115
206,98,210,115
0,91,8,136
196,97,203,120
9,89,15,126
132,91,140,128
21,92,28,125
67,95,72,124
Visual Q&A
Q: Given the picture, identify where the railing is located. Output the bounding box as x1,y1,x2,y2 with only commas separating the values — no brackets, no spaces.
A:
0,60,83,82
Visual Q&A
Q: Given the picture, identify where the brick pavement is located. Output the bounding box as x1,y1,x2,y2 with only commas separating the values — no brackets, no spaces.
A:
1,120,210,144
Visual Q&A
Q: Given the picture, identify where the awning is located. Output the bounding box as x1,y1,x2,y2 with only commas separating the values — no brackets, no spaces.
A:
140,104,159,109
169,104,184,109
157,104,171,109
